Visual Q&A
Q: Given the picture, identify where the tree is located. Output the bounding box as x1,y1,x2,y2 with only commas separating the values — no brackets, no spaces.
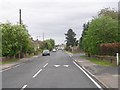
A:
1,22,34,57
79,22,89,50
79,8,119,56
82,16,118,55
65,29,77,47
40,39,55,51
98,8,118,20
0,24,2,57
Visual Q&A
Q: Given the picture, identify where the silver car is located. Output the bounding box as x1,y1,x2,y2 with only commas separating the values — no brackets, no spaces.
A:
42,50,50,56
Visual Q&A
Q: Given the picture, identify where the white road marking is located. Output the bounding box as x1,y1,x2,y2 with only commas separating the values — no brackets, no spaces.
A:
21,84,27,90
78,61,88,62
63,65,69,67
82,66,95,77
43,63,48,68
54,65,60,67
0,63,25,72
33,69,42,78
73,61,103,90
112,74,119,77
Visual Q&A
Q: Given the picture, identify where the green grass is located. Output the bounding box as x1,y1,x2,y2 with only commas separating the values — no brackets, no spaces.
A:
0,53,41,65
0,58,19,65
80,55,116,66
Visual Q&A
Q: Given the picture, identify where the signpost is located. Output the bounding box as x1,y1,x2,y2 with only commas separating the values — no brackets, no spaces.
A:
117,53,119,66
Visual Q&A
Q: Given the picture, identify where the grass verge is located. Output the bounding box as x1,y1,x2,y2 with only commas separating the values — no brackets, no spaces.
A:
0,58,19,65
80,55,116,66
0,53,41,65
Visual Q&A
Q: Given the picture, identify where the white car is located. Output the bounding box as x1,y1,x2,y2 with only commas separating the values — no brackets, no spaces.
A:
52,49,56,52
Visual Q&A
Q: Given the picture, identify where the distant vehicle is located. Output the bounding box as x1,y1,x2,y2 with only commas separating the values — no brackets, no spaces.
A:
52,49,56,52
42,50,50,56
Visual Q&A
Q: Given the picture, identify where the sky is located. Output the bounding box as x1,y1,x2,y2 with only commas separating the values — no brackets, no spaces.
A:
0,0,119,44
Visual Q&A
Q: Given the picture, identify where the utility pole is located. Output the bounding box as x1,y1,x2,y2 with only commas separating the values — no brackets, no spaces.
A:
19,9,22,58
43,33,44,41
19,9,22,25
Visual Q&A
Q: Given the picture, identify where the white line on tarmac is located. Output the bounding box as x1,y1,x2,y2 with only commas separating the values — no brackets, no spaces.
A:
21,84,27,90
43,63,48,68
73,61,103,90
82,66,95,77
0,63,25,72
54,65,60,67
33,69,42,78
63,65,69,67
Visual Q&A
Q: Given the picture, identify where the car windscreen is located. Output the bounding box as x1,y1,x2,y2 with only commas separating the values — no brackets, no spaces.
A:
43,50,49,53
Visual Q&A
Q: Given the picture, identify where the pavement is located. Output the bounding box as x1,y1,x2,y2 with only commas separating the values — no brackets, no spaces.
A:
1,50,100,89
0,55,41,71
67,52,119,89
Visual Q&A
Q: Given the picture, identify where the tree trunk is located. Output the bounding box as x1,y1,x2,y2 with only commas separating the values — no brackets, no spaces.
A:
88,53,91,57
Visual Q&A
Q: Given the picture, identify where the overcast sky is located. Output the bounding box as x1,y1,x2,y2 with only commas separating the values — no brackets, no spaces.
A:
0,0,119,44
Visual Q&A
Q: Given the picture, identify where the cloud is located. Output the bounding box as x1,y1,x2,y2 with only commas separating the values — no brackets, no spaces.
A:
0,0,118,44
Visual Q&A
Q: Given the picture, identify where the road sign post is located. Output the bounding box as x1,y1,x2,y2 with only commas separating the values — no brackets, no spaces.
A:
116,53,119,66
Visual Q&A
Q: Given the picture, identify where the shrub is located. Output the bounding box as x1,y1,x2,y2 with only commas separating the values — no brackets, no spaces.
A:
100,42,120,56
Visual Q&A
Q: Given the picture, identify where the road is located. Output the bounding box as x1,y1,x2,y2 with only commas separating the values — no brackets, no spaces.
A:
2,50,99,89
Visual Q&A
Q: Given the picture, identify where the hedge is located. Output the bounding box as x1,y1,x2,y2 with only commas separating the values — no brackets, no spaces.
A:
100,42,120,56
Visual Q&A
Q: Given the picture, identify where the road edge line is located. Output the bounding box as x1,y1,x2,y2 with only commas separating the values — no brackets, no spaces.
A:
1,55,42,72
65,51,109,89
0,63,25,72
73,61,103,90
81,65,109,88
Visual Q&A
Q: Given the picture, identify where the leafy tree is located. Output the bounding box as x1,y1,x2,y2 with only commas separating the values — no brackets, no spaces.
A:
0,24,2,57
98,8,119,42
79,22,89,50
82,16,118,55
1,22,34,57
98,8,118,20
65,29,77,47
79,8,119,56
40,39,55,51
2,23,16,57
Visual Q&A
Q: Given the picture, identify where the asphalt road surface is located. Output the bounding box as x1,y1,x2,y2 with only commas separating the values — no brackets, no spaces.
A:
2,50,99,89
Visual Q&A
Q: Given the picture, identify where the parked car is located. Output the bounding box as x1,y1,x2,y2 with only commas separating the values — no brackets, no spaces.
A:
42,50,50,56
52,48,56,52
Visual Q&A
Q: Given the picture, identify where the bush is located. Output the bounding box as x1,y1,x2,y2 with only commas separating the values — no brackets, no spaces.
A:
1,22,34,57
100,42,120,56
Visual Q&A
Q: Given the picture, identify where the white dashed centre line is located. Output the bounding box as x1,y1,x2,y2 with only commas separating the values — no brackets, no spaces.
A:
43,63,48,68
21,84,27,90
33,69,42,78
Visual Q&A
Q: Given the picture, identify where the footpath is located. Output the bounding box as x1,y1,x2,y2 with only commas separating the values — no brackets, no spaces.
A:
67,52,119,90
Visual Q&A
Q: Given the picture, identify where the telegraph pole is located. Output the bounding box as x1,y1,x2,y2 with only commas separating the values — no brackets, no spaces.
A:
43,33,44,41
19,9,22,25
19,9,22,58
